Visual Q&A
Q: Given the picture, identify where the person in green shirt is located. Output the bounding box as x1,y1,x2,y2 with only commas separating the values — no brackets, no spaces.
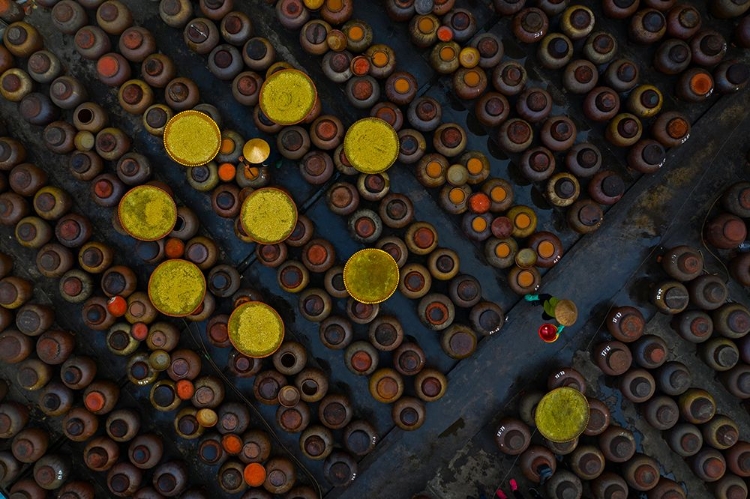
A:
524,293,578,337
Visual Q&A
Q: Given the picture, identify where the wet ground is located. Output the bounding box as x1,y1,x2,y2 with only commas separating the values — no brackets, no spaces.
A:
1,0,749,498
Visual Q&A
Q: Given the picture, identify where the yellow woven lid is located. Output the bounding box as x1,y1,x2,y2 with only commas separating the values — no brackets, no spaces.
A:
343,118,399,174
555,299,578,326
228,301,285,358
242,138,271,164
259,69,317,125
163,110,221,167
148,259,206,317
343,248,400,304
535,387,590,443
118,185,177,241
240,187,298,244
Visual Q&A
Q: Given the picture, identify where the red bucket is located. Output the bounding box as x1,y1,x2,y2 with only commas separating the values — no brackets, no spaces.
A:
538,323,559,343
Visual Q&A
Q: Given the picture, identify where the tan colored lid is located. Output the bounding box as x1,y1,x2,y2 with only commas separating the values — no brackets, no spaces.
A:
555,299,578,326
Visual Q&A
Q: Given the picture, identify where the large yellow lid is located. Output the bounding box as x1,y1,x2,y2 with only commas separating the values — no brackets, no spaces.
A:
343,248,400,304
118,185,177,241
535,387,590,443
228,301,285,358
343,118,399,174
163,110,221,167
240,187,298,244
259,69,317,126
148,259,206,317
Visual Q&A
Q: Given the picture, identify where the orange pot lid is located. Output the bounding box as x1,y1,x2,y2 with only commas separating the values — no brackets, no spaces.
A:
343,118,399,174
495,242,511,258
228,301,285,358
163,110,221,167
148,259,206,317
535,387,589,443
244,463,267,487
343,248,400,304
240,187,298,244
259,69,317,125
538,240,555,259
118,185,177,241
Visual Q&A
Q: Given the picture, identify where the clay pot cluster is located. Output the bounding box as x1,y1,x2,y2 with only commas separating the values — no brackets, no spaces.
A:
0,136,292,497
651,242,750,403
254,210,458,415
0,248,201,497
647,243,750,386
263,2,579,295
595,302,749,494
36,1,381,488
704,182,750,288
494,365,691,499
0,17,318,495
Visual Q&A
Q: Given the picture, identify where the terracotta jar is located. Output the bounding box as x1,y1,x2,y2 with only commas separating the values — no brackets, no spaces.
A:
0,402,28,443
630,9,666,44
591,472,629,499
33,454,70,490
82,436,119,472
632,335,668,369
513,8,549,43
538,33,573,69
661,245,703,281
655,361,691,396
563,59,598,94
519,445,557,483
651,281,689,314
719,362,750,398
63,407,99,443
679,388,716,424
38,381,73,417
692,447,727,482
492,60,527,96
666,4,701,39
106,409,140,443
701,415,739,450
594,341,632,376
622,454,661,491
343,420,378,457
620,368,656,403
495,418,531,456
569,445,605,481
643,395,679,430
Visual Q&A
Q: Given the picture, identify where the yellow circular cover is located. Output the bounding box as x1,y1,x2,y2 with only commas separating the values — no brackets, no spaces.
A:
259,69,317,125
343,249,400,304
555,299,578,327
228,301,285,358
240,187,298,244
148,259,206,317
163,110,221,167
242,138,271,164
343,118,399,174
118,185,177,241
535,387,590,443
